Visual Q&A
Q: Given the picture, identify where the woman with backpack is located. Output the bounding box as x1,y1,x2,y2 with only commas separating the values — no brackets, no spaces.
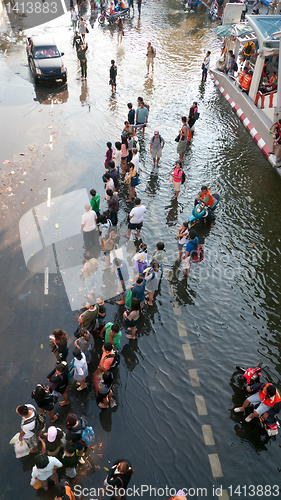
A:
104,459,134,495
97,371,114,408
65,413,86,462
177,116,188,161
170,161,184,199
123,298,141,339
32,384,59,423
144,262,162,306
182,229,199,276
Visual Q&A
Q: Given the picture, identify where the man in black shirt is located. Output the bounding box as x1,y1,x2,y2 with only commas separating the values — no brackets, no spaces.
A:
109,59,117,92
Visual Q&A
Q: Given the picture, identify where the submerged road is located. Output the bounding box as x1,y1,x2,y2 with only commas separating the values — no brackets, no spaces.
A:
1,1,281,499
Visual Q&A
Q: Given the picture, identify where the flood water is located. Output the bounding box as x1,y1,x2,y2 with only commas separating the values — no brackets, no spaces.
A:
1,1,281,499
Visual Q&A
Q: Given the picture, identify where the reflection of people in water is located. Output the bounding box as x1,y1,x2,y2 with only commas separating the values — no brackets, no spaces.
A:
80,80,88,106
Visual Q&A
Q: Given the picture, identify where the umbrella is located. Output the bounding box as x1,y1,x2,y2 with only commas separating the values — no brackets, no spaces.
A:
215,23,254,37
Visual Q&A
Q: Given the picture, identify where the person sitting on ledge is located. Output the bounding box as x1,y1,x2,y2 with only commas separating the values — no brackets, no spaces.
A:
259,71,277,93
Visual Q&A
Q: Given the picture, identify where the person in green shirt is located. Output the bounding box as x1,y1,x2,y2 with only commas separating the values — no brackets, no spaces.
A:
90,189,100,214
102,322,122,349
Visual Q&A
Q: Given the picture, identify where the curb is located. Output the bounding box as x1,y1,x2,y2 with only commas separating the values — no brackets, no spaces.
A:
209,72,277,168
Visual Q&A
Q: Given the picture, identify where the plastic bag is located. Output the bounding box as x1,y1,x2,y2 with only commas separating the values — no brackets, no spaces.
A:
9,432,20,445
125,289,132,308
14,439,30,458
30,477,43,489
81,426,95,446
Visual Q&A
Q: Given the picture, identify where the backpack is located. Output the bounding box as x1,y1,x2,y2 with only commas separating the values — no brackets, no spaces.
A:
57,480,75,500
81,426,95,446
104,349,120,369
24,412,46,436
190,241,204,263
125,289,132,308
233,61,238,72
181,171,186,184
195,111,200,121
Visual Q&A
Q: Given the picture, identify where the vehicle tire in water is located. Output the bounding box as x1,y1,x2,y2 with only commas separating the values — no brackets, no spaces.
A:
98,15,105,24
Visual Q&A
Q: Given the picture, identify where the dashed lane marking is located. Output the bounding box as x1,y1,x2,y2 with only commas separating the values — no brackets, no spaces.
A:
177,321,187,337
189,369,200,387
182,343,194,360
195,395,208,415
47,187,51,208
44,267,49,295
208,454,223,478
202,425,215,445
172,301,182,315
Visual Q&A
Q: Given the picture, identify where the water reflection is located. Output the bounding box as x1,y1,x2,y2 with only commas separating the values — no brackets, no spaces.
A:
80,80,89,106
33,83,69,104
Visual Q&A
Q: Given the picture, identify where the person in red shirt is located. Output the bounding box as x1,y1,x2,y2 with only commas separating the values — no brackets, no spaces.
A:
93,343,115,396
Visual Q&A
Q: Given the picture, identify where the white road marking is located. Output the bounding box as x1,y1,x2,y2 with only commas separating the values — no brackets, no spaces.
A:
202,425,215,445
182,343,193,360
172,301,182,315
208,454,223,477
177,321,187,337
189,369,200,387
195,395,208,415
47,188,51,208
44,267,49,295
60,0,68,13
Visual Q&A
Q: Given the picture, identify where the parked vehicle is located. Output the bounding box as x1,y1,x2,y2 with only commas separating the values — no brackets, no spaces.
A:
26,35,67,84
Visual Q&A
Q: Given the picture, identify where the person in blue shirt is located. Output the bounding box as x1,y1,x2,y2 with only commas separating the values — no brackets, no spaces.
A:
182,229,199,276
131,277,146,309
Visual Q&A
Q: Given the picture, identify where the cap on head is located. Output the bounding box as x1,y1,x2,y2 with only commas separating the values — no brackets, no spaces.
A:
47,426,58,443
154,131,159,135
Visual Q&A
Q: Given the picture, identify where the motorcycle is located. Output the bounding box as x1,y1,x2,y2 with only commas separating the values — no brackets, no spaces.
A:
98,7,130,24
188,193,220,229
236,365,280,437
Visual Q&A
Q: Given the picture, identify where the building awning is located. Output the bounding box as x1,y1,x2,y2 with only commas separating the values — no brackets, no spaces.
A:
246,15,281,49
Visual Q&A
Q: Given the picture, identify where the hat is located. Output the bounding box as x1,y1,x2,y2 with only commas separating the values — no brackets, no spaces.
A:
154,131,159,135
47,426,57,442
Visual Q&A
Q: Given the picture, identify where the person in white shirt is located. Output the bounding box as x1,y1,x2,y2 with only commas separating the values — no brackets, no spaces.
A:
202,50,211,82
73,348,88,391
123,197,146,240
31,453,62,490
16,404,38,452
131,147,140,174
71,7,78,29
81,203,97,251
113,141,122,174
104,172,115,200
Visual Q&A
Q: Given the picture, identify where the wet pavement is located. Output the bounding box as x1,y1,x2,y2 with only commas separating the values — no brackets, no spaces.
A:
1,1,281,499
